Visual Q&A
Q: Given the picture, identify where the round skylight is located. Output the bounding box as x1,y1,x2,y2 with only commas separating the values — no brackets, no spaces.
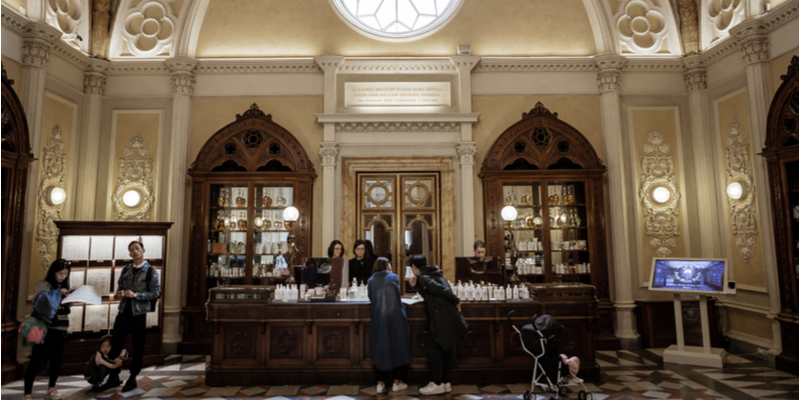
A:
332,0,462,40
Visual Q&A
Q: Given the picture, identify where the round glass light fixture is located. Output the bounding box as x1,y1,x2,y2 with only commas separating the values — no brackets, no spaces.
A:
283,206,300,222
331,0,463,40
726,182,744,200
254,216,263,227
122,189,142,207
652,186,671,204
48,186,67,206
501,205,518,222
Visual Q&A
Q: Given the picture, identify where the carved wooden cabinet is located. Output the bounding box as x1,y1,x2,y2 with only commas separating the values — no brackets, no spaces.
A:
761,56,798,373
1,66,34,383
180,104,316,354
480,102,618,350
205,283,599,386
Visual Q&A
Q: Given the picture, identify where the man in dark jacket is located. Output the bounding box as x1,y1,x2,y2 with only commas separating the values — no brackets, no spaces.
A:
409,255,468,395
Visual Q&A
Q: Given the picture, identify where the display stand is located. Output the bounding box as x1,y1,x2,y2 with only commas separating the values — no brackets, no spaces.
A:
662,294,727,368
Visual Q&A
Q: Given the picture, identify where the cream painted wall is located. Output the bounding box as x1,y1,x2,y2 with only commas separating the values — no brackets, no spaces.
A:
470,95,603,242
2,56,22,84
112,111,161,220
769,48,799,97
191,97,325,252
715,89,767,290
195,0,597,58
727,308,774,340
630,108,687,282
28,93,76,294
1,0,26,13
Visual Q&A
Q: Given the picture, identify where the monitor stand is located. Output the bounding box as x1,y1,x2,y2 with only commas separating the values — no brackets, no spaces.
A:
662,293,727,368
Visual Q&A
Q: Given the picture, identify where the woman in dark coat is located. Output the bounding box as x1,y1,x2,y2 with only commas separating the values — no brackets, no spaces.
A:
367,257,411,394
349,240,374,285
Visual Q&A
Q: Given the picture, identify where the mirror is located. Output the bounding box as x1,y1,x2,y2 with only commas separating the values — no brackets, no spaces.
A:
404,220,433,262
366,222,393,263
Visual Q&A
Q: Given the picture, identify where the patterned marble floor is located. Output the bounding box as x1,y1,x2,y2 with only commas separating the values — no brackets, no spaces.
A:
2,349,796,400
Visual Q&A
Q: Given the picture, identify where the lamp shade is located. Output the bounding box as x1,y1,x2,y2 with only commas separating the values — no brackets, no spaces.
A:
122,189,142,207
283,206,300,222
652,186,671,204
48,187,67,205
501,205,518,221
726,182,743,200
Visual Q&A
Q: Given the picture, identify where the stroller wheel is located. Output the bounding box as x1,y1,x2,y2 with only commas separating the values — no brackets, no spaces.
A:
579,391,592,400
557,385,569,397
523,390,533,400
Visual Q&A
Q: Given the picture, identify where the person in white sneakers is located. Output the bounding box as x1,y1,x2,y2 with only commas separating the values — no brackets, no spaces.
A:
367,258,412,394
409,255,468,395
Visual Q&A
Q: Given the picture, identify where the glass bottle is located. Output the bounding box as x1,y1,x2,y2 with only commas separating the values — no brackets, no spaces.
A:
276,187,287,206
574,210,582,227
549,208,555,226
533,213,543,229
558,210,568,228
225,188,232,207
237,211,247,230
217,188,226,206
263,213,272,230
236,188,246,207
525,212,535,228
262,187,272,207
553,192,560,206
273,211,283,230
515,214,525,229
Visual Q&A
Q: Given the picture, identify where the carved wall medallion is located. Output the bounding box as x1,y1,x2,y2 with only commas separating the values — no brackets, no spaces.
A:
726,121,758,263
324,332,344,353
230,332,251,354
463,330,483,352
639,131,680,257
121,0,177,57
45,0,86,51
277,331,298,354
613,0,670,55
35,125,67,270
704,0,745,42
112,135,155,221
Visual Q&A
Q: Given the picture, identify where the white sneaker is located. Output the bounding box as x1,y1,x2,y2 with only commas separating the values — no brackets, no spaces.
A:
376,383,386,394
419,382,445,395
444,382,452,393
392,382,408,392
45,388,62,400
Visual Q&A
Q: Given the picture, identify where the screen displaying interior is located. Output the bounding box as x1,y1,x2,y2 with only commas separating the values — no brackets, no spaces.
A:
651,259,726,292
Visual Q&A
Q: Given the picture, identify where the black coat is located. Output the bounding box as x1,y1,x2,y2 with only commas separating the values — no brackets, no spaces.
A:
416,266,468,351
348,257,374,286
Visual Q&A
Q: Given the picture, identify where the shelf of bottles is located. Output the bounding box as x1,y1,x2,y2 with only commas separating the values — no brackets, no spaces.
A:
206,184,294,286
504,181,590,284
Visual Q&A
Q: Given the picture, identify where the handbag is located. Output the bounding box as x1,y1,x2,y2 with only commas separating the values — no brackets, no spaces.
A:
18,315,48,348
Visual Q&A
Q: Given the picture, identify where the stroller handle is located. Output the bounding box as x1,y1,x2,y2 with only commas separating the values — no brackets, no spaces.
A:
507,310,514,323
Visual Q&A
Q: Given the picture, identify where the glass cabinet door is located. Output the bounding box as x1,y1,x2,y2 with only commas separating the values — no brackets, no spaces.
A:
546,181,591,284
252,184,293,282
503,183,545,281
207,184,249,287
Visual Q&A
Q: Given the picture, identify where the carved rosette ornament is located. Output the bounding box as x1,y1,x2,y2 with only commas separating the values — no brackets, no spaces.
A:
639,132,680,257
112,135,155,221
740,36,769,64
726,121,758,263
36,125,67,270
456,143,477,165
319,145,339,167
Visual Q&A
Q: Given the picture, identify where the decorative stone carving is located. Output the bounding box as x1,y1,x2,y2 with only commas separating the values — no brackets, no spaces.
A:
112,135,155,221
45,0,85,49
705,0,745,41
165,57,197,95
614,0,670,55
36,125,67,270
83,71,106,95
677,0,699,53
334,122,460,133
456,143,477,165
739,36,770,64
639,132,680,257
319,144,339,167
597,70,621,93
726,121,758,263
683,68,706,92
324,332,344,353
91,0,111,57
22,39,52,68
121,0,177,57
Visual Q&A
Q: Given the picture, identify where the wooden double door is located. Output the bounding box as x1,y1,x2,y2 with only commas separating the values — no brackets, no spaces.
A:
357,172,440,291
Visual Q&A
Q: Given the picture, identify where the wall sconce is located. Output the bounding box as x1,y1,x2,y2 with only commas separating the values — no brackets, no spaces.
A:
47,186,67,206
283,206,299,230
651,186,671,204
726,181,746,200
122,189,142,208
501,205,518,228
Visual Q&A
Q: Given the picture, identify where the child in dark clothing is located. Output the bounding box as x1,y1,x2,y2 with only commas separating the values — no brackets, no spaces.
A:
84,335,128,392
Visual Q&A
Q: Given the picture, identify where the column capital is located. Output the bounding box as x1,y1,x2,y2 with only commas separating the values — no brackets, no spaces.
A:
165,57,198,96
314,56,345,73
449,56,481,71
83,59,108,95
21,22,62,68
683,55,707,93
319,143,339,167
594,55,627,71
456,142,477,165
594,55,626,93
739,35,770,65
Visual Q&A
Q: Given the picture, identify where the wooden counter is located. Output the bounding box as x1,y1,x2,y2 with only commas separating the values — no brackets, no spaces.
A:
205,283,599,386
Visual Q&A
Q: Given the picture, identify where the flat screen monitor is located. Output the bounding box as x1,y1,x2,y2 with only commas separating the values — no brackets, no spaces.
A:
649,258,730,294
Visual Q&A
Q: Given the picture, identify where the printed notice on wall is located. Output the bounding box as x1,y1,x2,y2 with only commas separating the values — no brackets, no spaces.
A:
345,82,451,107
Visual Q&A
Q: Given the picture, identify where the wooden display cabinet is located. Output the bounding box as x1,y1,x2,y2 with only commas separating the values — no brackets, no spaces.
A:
480,102,618,350
53,221,173,375
761,56,798,373
180,104,316,354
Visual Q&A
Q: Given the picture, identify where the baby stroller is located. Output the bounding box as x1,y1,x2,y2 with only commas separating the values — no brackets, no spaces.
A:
508,311,592,400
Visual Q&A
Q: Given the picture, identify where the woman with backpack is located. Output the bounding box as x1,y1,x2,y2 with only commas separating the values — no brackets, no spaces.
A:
23,259,72,400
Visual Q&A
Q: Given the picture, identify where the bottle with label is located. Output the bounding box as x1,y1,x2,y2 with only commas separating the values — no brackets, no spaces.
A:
262,187,272,207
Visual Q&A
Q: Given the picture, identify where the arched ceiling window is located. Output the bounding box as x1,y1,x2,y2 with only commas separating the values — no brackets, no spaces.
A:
331,0,462,40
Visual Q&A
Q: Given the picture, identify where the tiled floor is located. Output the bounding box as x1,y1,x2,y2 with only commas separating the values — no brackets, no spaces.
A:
2,350,796,400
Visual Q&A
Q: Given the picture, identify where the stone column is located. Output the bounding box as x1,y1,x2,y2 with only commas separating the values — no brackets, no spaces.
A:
75,59,107,220
683,55,722,257
457,142,477,254
163,56,198,353
314,56,344,254
319,143,339,254
16,21,61,332
731,22,782,355
595,55,636,348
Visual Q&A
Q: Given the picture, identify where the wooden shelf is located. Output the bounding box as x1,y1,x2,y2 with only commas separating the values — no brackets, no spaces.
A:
210,206,248,210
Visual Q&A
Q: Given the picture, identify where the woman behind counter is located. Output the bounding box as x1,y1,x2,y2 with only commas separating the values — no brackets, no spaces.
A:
367,258,411,394
349,240,374,285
